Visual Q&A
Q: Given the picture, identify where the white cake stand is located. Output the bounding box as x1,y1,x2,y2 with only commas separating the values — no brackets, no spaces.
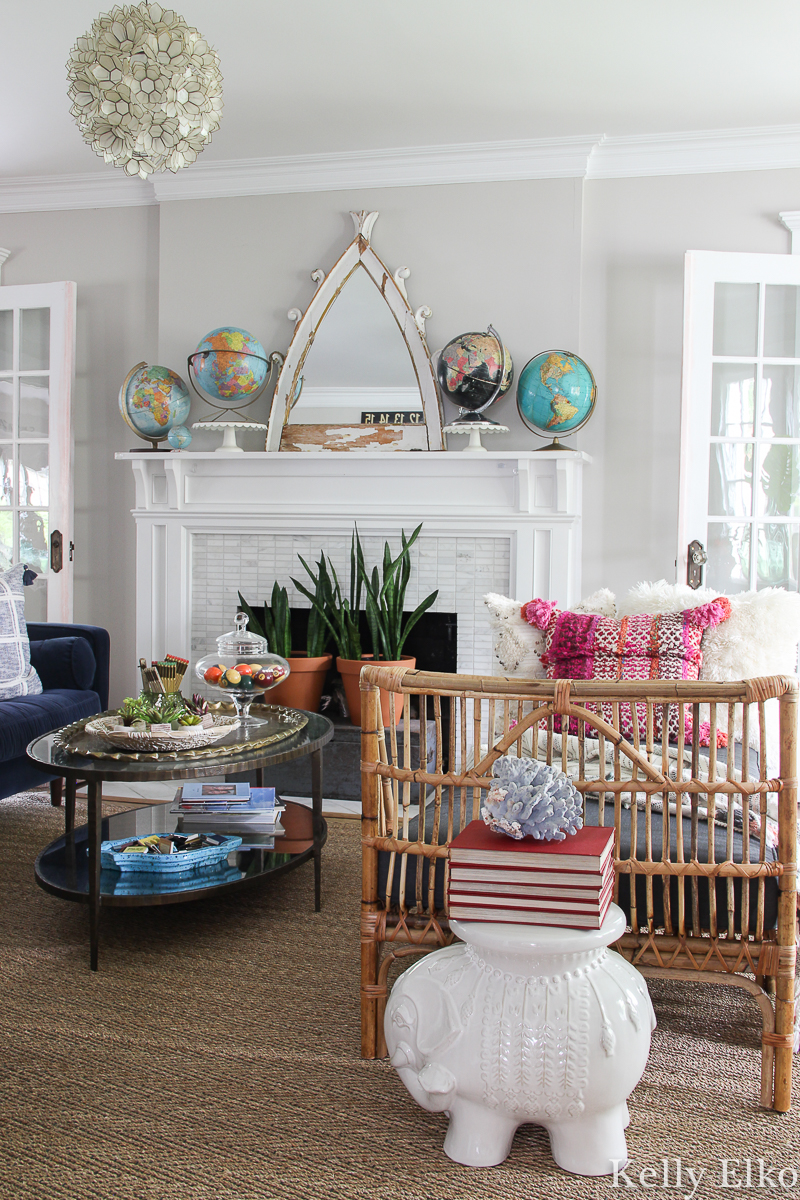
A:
191,420,268,453
443,420,510,453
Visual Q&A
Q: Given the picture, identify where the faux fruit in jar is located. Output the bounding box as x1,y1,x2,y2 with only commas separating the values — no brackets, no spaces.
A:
203,666,223,685
234,663,253,675
224,668,242,685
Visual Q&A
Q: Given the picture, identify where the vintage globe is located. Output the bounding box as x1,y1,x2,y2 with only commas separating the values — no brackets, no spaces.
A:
437,329,513,414
188,327,268,405
517,350,596,443
119,364,191,447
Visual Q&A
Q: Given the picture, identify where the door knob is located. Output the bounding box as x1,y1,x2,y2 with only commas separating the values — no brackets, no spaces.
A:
687,540,707,589
50,529,63,573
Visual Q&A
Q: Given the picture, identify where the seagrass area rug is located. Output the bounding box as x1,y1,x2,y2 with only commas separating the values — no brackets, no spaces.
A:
1,791,799,1200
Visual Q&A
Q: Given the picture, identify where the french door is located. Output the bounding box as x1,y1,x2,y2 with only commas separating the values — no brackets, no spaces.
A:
0,282,76,621
679,251,800,594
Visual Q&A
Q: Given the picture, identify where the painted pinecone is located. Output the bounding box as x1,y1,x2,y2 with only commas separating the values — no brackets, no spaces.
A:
481,755,583,842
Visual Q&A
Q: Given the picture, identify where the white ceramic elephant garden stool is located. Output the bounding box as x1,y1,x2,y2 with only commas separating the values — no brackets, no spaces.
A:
385,903,656,1176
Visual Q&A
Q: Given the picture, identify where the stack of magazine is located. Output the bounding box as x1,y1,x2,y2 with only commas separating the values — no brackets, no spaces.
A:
170,782,285,849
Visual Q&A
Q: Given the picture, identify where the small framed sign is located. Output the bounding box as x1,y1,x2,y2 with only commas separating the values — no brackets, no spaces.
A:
361,411,424,425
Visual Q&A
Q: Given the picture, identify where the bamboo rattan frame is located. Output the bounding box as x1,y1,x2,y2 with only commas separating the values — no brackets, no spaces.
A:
360,666,799,1112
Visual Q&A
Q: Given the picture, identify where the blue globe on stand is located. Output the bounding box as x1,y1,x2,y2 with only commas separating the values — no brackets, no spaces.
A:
517,350,596,450
188,327,268,405
167,424,192,450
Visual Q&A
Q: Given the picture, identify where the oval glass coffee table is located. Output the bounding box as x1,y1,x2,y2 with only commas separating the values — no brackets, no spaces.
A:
28,708,334,970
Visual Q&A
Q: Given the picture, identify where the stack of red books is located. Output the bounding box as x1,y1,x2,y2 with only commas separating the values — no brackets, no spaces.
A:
447,821,616,929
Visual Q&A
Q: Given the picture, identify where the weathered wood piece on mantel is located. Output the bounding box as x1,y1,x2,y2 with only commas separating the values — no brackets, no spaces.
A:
280,423,428,451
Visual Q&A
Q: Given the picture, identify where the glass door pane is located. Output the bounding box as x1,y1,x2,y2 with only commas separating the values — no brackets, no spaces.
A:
19,308,50,370
757,523,798,589
19,377,49,437
706,523,751,592
764,285,800,357
0,311,11,371
713,283,759,356
0,380,11,436
760,365,800,437
708,443,753,516
757,444,800,517
711,364,755,436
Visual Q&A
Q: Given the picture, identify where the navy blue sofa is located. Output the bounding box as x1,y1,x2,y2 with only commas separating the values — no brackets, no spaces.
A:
0,623,110,802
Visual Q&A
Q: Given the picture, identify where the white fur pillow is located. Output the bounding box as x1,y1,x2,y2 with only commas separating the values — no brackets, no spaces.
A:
484,588,617,677
619,580,800,777
618,580,800,681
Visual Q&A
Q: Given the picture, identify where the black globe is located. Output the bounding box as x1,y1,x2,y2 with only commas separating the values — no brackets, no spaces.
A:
436,330,513,413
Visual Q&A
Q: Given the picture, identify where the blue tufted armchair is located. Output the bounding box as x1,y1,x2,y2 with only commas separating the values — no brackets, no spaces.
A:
0,623,110,803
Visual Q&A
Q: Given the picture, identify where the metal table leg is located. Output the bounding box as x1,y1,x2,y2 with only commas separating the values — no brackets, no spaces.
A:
87,781,102,971
255,766,264,788
65,777,76,836
311,749,323,912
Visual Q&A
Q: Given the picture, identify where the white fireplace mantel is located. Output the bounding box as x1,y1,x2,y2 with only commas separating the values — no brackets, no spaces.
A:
117,449,590,681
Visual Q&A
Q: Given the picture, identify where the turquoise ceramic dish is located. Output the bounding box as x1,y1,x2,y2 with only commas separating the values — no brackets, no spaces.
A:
100,833,242,876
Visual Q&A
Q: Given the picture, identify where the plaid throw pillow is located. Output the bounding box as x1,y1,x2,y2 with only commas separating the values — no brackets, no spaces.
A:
0,564,43,700
521,597,732,741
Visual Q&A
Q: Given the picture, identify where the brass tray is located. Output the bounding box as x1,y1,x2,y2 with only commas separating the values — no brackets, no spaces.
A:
54,704,308,762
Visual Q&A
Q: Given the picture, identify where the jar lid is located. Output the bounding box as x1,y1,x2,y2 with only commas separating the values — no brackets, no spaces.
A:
215,612,268,657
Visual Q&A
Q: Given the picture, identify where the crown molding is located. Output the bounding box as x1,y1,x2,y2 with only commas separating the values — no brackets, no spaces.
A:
779,210,800,253
587,125,800,179
0,172,155,214
150,136,602,201
2,125,800,213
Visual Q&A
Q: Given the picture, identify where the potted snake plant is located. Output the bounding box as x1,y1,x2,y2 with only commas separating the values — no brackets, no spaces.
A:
237,581,332,713
293,524,437,726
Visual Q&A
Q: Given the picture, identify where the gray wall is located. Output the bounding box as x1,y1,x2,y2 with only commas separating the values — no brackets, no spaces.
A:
579,167,800,596
0,205,159,704
4,165,800,702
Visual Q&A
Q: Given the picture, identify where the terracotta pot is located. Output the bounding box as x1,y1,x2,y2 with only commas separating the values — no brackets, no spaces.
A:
268,652,332,713
336,654,416,727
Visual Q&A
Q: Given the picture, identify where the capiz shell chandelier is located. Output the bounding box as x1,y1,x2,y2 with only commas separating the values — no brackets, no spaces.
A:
67,2,223,179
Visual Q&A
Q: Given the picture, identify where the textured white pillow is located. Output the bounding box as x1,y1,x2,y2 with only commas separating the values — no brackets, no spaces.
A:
484,588,617,677
618,580,800,681
619,580,800,776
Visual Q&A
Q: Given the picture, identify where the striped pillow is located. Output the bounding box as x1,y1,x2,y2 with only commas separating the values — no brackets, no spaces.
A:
521,597,732,741
0,564,43,700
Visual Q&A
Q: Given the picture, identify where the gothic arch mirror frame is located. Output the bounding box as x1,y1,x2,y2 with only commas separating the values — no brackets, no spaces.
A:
265,211,445,451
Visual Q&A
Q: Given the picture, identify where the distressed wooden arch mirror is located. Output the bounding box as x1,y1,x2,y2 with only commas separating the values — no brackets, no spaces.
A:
265,211,444,451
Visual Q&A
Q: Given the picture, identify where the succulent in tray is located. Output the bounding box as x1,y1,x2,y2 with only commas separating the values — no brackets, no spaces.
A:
117,693,204,730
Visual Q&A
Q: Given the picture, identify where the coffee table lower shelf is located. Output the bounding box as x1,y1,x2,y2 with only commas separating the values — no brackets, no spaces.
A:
35,800,326,910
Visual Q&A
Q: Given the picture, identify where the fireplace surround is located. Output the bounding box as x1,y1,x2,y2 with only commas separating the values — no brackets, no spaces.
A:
117,449,589,698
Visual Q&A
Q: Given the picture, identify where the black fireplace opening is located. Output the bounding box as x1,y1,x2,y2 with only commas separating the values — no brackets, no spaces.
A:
243,606,458,676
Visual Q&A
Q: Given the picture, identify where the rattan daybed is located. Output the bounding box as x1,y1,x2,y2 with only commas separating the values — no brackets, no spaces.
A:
360,666,798,1112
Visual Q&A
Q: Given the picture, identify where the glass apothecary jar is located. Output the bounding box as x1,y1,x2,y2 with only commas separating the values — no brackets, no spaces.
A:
194,613,290,725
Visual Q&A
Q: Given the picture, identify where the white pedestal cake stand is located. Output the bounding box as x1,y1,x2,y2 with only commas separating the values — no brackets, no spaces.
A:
192,420,268,453
443,420,510,452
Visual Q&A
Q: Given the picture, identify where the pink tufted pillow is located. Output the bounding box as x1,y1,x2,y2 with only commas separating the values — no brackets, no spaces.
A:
521,597,733,741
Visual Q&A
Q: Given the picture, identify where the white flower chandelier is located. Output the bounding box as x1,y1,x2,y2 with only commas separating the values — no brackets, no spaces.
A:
67,2,223,179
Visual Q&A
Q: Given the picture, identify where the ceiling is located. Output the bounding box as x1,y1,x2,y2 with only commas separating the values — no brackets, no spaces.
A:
2,0,800,180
